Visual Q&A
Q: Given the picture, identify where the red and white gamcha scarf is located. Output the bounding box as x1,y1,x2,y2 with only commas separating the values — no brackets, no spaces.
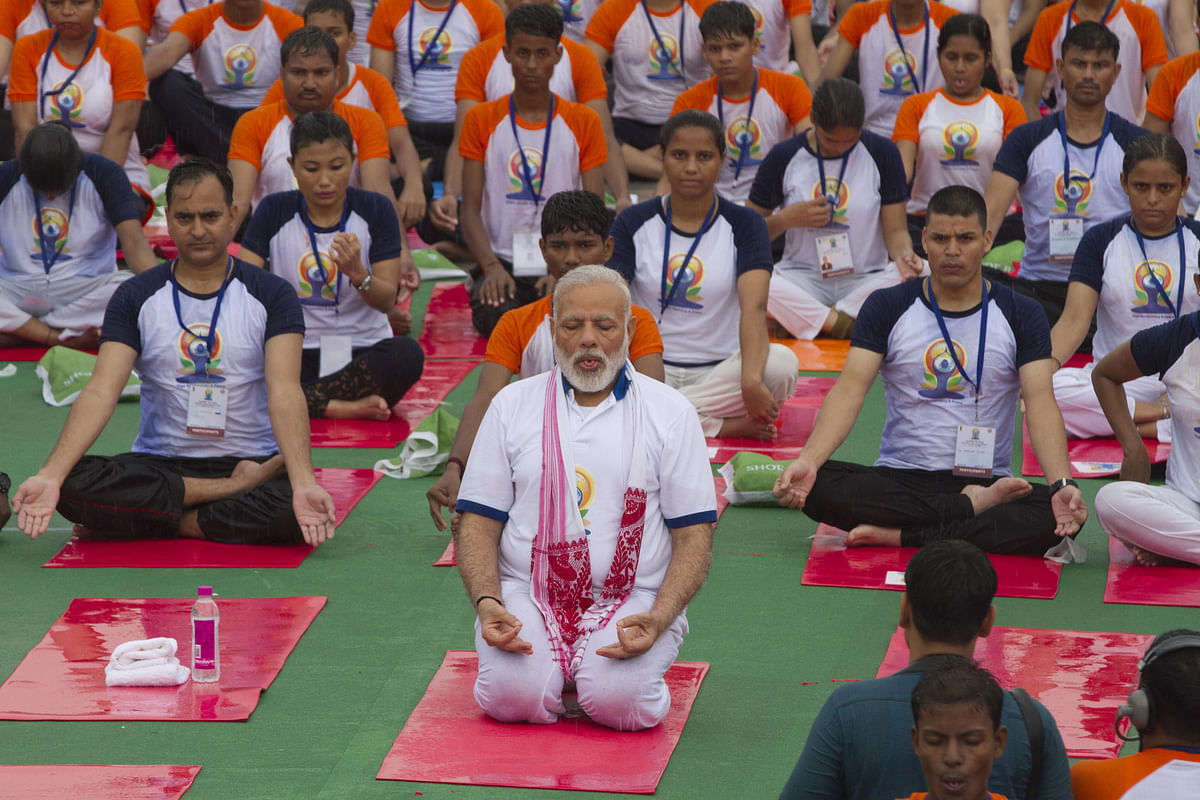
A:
530,364,647,681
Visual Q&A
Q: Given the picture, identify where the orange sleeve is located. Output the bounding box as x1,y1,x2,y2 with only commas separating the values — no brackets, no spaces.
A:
0,1,32,42
1124,2,1168,71
227,104,285,169
586,0,636,53
996,92,1027,137
671,78,717,116
366,0,406,50
344,103,392,162
359,66,408,128
99,0,147,33
455,38,497,103
459,99,504,162
686,0,718,19
629,305,664,359
928,2,959,28
1023,4,1068,73
784,0,813,18
891,91,931,143
763,70,811,125
169,5,219,47
6,30,51,102
261,78,285,107
137,0,157,33
837,1,884,49
1145,54,1198,122
566,39,608,103
104,32,148,101
266,5,304,40
463,0,505,40
484,299,551,372
561,100,607,172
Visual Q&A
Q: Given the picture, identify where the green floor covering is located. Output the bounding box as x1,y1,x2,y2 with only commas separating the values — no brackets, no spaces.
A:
0,279,1194,798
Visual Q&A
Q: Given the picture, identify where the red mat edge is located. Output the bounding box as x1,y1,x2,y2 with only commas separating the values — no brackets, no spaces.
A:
1103,537,1200,607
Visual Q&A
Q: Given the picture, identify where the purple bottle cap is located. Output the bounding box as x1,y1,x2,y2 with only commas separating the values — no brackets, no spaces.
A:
198,586,213,597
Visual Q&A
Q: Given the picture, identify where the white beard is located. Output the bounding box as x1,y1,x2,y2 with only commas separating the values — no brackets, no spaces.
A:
555,338,629,394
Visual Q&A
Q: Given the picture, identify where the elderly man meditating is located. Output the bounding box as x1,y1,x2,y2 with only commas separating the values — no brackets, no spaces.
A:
454,264,716,730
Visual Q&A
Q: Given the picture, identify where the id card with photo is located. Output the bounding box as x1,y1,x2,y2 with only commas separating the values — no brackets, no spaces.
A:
817,232,854,278
953,424,995,477
186,384,228,437
512,230,547,277
1049,217,1083,263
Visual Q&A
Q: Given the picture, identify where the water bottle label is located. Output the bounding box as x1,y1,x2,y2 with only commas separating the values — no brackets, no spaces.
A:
193,619,216,669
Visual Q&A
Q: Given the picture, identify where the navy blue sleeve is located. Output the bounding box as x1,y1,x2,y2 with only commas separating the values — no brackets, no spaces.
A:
726,200,773,276
859,131,907,206
1068,217,1124,292
100,266,173,352
233,260,306,340
82,154,142,225
355,188,405,264
992,116,1054,183
607,199,660,282
1130,314,1199,378
1107,114,1151,150
748,134,804,210
850,282,920,355
998,286,1052,367
0,160,22,198
241,191,302,264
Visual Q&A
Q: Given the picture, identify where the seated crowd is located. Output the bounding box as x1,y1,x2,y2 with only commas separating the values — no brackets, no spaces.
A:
1,0,1199,795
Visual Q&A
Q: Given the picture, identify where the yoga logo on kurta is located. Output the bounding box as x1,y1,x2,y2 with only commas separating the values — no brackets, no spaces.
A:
297,251,339,306
725,116,763,169
223,44,258,88
880,48,916,96
1131,260,1176,314
177,324,224,379
506,147,544,201
748,4,765,45
918,338,966,398
30,207,72,264
941,121,979,165
647,34,681,80
557,0,583,23
810,178,849,228
1194,112,1200,154
417,27,453,70
663,252,705,309
1053,168,1092,217
46,80,85,127
576,466,594,535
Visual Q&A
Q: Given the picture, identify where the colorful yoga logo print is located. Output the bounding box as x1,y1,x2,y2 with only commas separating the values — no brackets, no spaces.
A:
1052,168,1092,217
418,27,453,70
177,324,224,378
506,146,544,201
749,4,765,44
941,120,979,166
810,178,849,228
663,252,705,309
1132,260,1176,314
558,0,583,23
223,44,257,88
726,116,762,168
576,466,594,535
31,207,72,264
298,251,339,305
881,47,917,95
918,338,967,398
647,34,681,80
47,80,85,127
1194,112,1200,155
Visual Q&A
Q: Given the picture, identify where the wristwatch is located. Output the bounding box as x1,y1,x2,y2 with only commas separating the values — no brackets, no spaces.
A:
353,273,372,292
1048,477,1078,496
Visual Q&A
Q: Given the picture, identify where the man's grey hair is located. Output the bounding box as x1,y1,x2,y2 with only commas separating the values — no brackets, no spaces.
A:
551,265,632,321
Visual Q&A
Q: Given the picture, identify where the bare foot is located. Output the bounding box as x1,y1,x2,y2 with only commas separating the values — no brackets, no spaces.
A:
324,395,392,420
1131,546,1195,567
231,455,286,490
961,478,1032,515
845,524,902,547
72,524,97,540
388,307,413,335
717,416,778,440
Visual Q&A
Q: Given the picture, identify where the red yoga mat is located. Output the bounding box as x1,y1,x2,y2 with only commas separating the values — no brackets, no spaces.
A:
877,626,1153,759
1105,537,1200,607
0,346,52,362
801,524,1063,599
771,338,849,372
706,377,834,463
376,650,709,792
1019,420,1170,478
0,596,325,721
417,282,488,359
42,468,381,569
310,359,481,448
0,765,200,799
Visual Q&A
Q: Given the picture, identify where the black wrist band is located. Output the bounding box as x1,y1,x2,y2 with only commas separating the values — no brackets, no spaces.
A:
1049,477,1078,496
475,595,502,609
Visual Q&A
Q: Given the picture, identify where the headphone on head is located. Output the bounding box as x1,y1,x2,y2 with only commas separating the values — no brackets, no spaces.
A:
1115,633,1200,741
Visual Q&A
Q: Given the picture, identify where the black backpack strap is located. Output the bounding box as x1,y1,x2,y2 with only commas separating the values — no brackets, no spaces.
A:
1010,688,1044,800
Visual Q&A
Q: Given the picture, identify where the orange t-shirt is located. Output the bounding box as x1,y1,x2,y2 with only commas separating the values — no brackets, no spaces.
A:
1071,748,1200,800
260,62,409,130
455,34,607,104
0,0,144,42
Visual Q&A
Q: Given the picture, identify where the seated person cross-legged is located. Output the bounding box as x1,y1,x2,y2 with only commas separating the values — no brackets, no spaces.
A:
455,265,716,731
425,190,665,532
773,186,1088,555
610,110,799,441
11,160,338,548
239,111,425,421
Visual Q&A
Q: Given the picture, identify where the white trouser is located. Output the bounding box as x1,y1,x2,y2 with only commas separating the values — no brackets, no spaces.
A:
665,344,799,436
767,264,912,340
1095,481,1200,566
474,582,686,731
0,272,130,335
1052,364,1170,441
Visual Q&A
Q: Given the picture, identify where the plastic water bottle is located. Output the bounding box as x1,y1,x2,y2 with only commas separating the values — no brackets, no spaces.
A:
191,585,220,683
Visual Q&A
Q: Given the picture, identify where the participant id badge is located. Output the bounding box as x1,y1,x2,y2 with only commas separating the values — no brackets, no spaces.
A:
953,424,995,477
186,384,229,437
512,230,547,277
816,232,854,278
319,334,353,377
1049,217,1083,263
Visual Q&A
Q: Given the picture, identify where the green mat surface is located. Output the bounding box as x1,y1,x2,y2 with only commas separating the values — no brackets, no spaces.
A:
0,279,1194,798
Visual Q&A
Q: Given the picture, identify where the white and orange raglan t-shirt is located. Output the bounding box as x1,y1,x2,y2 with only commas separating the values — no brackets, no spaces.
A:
261,62,410,132
1146,52,1200,214
139,0,215,76
742,0,812,73
459,94,606,262
455,34,608,105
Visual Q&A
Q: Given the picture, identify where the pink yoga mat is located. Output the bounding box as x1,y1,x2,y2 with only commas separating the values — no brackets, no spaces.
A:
417,282,488,359
0,765,200,799
309,359,480,448
1020,420,1170,478
376,651,709,792
771,338,849,372
878,626,1152,759
1105,537,1200,607
707,377,834,463
801,524,1063,599
42,468,381,568
0,596,325,721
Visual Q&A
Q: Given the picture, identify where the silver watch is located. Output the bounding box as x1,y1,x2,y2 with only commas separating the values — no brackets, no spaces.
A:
354,273,372,292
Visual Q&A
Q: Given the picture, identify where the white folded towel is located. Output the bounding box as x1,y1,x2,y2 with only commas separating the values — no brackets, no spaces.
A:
111,637,178,666
104,637,189,686
105,661,190,687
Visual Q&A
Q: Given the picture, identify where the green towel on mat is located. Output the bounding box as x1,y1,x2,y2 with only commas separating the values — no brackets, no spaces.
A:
36,346,141,407
374,408,460,479
717,451,791,506
983,240,1024,276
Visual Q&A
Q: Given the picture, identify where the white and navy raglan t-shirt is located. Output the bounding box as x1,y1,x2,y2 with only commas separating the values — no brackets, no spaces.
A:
1130,314,1200,500
749,129,906,279
992,112,1146,283
1069,215,1200,363
0,154,141,282
852,279,1052,475
609,195,773,368
242,187,404,350
101,259,305,460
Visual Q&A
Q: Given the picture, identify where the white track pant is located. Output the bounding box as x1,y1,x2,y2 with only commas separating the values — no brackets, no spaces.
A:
665,345,799,436
1095,482,1200,566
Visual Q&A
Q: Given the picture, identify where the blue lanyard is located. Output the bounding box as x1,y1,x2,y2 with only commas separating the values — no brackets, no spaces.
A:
716,69,758,186
1132,219,1187,318
508,94,556,212
39,27,97,120
171,257,233,378
927,277,988,408
1065,0,1117,33
1191,310,1200,342
641,0,685,80
32,185,77,275
659,195,717,320
302,197,352,306
408,0,458,76
815,135,851,208
1058,111,1110,205
886,2,929,94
